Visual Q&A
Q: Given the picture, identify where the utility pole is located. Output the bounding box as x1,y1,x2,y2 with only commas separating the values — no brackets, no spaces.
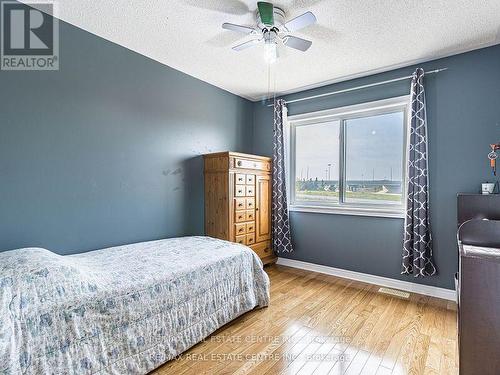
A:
372,168,375,181
390,167,393,181
327,163,332,181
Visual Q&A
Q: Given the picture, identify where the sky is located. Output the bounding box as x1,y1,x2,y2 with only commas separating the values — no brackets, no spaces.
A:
295,111,404,182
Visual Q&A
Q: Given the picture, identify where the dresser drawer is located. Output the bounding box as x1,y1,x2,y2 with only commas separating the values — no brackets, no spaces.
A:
246,185,255,197
235,173,246,185
234,223,246,236
246,197,255,209
246,233,255,245
246,222,255,233
250,241,272,259
235,198,246,210
245,210,255,221
234,158,271,171
246,174,255,185
235,235,246,245
235,186,245,197
235,211,246,223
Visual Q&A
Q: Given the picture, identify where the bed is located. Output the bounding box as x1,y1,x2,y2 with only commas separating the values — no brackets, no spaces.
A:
0,236,270,374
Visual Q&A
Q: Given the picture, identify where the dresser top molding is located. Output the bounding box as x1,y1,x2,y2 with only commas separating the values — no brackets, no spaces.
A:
203,151,271,162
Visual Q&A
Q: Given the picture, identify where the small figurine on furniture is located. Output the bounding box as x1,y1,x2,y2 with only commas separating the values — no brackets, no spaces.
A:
483,143,500,194
488,142,500,176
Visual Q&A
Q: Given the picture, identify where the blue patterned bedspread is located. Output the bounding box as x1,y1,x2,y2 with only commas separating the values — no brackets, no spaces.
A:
0,236,270,374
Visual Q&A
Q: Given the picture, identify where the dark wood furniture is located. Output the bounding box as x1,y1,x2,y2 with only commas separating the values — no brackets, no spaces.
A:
457,193,500,375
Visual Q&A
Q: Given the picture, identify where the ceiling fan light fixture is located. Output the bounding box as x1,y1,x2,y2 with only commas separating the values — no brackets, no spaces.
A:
263,29,278,64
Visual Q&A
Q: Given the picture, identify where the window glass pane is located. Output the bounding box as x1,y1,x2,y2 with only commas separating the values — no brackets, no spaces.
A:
295,121,340,205
344,111,404,205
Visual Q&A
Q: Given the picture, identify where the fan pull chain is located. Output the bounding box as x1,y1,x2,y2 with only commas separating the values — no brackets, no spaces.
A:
267,63,272,99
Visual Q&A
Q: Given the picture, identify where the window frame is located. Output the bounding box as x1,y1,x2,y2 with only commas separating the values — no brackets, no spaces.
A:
288,96,410,219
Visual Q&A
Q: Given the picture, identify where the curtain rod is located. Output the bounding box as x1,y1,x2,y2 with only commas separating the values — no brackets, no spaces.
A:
266,68,448,107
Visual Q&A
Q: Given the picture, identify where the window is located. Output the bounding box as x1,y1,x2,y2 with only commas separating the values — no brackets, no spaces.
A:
295,120,340,204
289,96,408,218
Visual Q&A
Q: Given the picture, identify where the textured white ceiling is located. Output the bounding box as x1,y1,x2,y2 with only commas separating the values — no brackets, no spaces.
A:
25,0,500,101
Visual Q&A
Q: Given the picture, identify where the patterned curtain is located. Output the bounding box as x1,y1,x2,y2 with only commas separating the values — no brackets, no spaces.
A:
401,68,437,277
272,99,293,254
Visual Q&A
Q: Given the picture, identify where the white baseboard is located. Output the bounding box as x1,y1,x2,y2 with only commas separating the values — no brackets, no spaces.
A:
276,257,456,302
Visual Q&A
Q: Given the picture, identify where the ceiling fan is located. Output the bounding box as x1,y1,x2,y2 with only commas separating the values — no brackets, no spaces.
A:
222,1,317,63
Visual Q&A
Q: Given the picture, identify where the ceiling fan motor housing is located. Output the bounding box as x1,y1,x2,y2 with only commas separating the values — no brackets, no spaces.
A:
263,28,278,45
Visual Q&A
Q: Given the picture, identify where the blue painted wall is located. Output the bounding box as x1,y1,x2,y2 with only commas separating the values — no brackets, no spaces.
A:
0,17,253,254
1,5,499,290
253,44,500,289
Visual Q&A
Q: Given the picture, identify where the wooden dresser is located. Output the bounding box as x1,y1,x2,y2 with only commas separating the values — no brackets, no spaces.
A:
204,152,276,265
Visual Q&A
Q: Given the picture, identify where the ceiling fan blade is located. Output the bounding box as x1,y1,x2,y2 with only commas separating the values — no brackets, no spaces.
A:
232,39,261,51
222,23,255,34
284,11,317,32
257,2,274,26
283,35,312,51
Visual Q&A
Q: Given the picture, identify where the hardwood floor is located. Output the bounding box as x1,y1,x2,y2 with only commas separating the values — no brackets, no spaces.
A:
154,265,458,375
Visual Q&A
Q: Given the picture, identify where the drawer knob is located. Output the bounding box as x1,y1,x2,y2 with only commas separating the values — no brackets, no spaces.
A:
237,161,242,166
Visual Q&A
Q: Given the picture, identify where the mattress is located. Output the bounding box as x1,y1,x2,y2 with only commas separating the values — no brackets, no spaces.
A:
0,236,270,374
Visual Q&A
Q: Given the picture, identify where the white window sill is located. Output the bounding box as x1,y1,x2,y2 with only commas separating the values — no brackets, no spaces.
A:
289,204,405,219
